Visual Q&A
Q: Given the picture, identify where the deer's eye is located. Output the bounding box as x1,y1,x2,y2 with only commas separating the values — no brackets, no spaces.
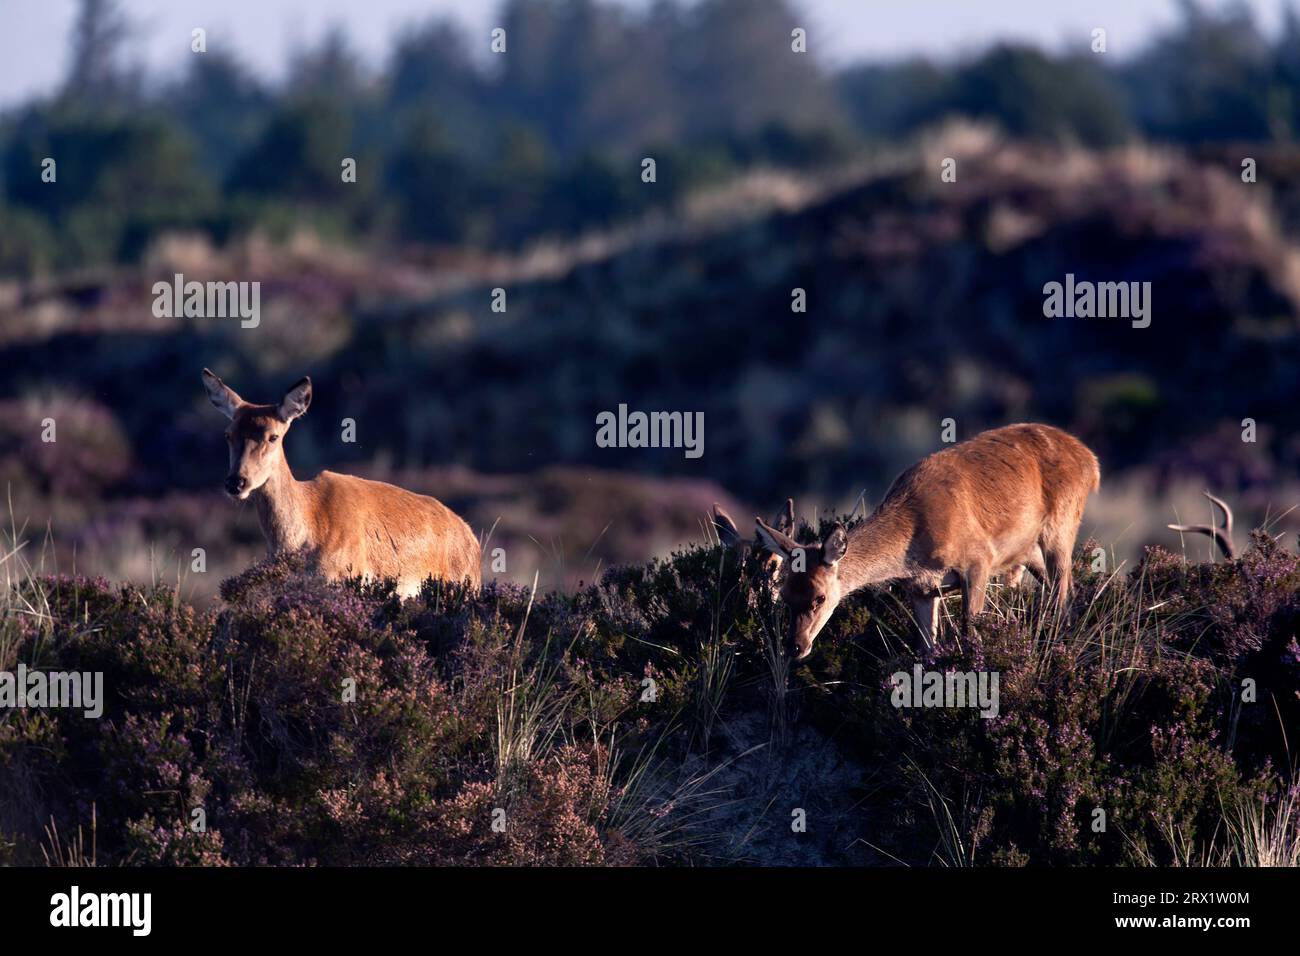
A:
267,434,278,443
814,596,825,608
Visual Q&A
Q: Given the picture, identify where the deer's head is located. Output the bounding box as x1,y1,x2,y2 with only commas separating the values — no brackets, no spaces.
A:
754,517,849,659
202,369,311,500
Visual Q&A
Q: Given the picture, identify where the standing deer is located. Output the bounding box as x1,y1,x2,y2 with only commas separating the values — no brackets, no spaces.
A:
202,369,481,594
754,423,1099,658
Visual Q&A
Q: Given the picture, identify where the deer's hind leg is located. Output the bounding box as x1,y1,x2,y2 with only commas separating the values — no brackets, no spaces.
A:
960,562,991,635
1005,545,1047,589
1041,516,1081,617
1024,545,1048,585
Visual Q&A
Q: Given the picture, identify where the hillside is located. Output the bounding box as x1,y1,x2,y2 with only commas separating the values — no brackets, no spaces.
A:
6,134,1300,600
2,518,1297,866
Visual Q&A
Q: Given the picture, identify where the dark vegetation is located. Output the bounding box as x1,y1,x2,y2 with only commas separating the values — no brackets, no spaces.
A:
6,1,1300,273
1,522,1297,866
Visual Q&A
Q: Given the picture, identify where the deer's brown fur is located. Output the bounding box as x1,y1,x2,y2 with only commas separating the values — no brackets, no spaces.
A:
203,369,481,594
757,423,1099,657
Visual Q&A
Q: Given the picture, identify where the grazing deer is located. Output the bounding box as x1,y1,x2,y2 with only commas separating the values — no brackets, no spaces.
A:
1167,491,1236,559
754,423,1099,658
713,499,794,580
202,369,481,595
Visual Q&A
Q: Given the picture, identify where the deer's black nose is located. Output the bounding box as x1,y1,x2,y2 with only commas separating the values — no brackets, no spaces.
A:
225,475,248,495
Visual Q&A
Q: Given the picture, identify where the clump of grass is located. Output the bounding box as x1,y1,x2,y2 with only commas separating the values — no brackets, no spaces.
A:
494,575,574,793
690,550,740,750
1223,783,1300,867
41,807,96,868
1,491,56,670
602,729,754,863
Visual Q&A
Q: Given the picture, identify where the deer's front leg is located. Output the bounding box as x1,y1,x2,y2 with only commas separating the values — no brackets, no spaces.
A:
908,585,941,648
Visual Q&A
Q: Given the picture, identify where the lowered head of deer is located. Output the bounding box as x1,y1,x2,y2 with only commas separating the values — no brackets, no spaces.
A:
754,517,849,659
749,424,1099,658
202,368,312,500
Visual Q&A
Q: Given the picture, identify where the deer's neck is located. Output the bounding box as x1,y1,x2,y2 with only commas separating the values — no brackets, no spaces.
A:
835,507,913,593
253,455,313,553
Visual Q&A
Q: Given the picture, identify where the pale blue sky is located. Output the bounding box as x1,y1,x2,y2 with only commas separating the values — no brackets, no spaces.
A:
0,0,1290,107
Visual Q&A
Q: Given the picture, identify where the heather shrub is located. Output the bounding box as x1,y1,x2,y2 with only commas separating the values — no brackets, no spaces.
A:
0,575,217,864
835,545,1299,866
1,522,1297,866
420,743,629,866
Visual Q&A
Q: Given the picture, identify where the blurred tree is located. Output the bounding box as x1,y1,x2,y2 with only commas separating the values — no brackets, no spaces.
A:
167,51,272,179
1121,0,1274,143
62,0,139,111
3,111,213,265
20,0,1300,275
1265,4,1300,140
485,124,551,243
225,99,352,205
387,112,483,244
539,151,644,234
838,59,952,139
673,0,845,142
0,205,57,278
387,18,491,155
497,0,639,155
953,45,1131,145
287,26,367,105
494,0,841,156
559,0,679,153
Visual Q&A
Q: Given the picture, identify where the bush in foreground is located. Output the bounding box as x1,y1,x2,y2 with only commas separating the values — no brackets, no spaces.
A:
1,524,1297,866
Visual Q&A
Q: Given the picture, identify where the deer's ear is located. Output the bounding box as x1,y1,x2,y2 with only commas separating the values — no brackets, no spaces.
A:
755,516,797,559
278,377,312,422
202,368,242,420
774,498,795,536
822,523,849,566
713,504,743,546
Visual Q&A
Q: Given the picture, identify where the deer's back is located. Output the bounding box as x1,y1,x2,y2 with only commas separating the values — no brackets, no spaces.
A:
881,424,1099,569
307,472,482,590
